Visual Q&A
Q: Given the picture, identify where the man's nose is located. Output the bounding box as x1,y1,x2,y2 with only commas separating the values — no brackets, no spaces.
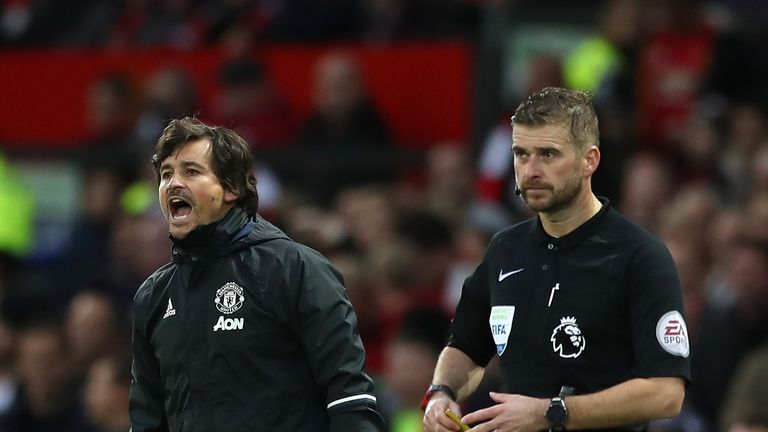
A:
521,161,543,181
167,173,185,189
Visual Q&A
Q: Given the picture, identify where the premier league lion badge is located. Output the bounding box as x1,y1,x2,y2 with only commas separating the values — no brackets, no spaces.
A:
215,282,245,314
551,316,586,359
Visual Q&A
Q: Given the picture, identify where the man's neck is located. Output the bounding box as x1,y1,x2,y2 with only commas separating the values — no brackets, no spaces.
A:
540,193,602,238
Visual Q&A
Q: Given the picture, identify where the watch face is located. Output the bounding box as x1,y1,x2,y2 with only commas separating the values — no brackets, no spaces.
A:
547,400,567,425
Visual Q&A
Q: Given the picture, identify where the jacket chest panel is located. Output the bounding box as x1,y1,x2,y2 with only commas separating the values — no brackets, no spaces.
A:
152,262,300,372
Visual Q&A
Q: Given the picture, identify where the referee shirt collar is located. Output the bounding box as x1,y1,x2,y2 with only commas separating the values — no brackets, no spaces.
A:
531,197,611,251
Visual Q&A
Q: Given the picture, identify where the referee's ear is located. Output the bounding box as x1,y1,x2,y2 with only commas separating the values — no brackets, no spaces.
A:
583,146,601,177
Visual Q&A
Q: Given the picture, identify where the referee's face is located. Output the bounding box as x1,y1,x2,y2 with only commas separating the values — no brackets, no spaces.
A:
512,124,586,214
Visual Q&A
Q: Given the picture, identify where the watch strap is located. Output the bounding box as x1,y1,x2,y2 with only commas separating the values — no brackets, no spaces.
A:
419,384,457,411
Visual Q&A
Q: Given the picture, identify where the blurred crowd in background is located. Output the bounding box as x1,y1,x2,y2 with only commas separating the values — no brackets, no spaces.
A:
1,0,768,431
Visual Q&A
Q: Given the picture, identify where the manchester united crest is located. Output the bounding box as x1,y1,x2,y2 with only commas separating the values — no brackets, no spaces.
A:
215,282,245,314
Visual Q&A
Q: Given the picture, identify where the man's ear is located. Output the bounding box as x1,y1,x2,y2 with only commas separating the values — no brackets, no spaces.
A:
224,190,239,204
583,146,601,176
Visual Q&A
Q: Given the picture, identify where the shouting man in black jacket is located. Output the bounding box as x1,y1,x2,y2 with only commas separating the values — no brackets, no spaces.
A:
129,117,382,432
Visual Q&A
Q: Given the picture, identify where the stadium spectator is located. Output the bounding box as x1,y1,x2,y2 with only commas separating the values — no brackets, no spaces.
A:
207,57,295,150
564,0,640,95
618,153,675,232
0,319,91,432
720,346,768,432
135,67,200,150
107,0,207,49
295,52,394,203
336,185,397,254
635,0,719,155
84,354,132,432
381,307,451,431
690,237,768,427
263,0,362,41
65,291,129,377
107,213,171,306
718,103,768,206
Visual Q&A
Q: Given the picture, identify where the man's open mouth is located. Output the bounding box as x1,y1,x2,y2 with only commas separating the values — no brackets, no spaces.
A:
169,197,193,219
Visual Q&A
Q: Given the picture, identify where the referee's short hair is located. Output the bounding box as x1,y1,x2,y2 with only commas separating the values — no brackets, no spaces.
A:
511,87,599,151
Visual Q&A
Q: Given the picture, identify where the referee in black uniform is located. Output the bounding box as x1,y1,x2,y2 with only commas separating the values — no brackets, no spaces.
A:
422,88,690,432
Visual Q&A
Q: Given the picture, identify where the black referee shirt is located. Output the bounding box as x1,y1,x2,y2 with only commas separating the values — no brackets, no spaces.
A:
449,199,691,400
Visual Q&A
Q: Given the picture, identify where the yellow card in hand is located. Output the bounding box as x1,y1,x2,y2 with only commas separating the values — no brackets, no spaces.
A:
445,408,470,431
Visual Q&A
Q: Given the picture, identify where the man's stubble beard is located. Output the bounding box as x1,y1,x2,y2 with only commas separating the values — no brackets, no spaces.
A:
524,171,583,214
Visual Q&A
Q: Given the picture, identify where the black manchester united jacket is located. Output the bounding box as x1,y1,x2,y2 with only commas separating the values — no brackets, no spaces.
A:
129,207,381,432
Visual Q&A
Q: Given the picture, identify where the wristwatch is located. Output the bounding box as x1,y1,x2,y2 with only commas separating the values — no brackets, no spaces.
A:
545,386,574,431
419,384,457,412
545,396,568,431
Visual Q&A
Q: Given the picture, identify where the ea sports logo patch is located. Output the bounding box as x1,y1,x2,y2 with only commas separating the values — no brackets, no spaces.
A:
215,282,245,314
656,310,689,358
551,316,586,359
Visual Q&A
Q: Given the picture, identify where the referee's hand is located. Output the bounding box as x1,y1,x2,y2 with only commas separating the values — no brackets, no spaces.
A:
423,394,464,432
461,392,549,432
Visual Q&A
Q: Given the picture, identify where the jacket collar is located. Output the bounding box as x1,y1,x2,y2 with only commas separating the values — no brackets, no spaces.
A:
170,206,251,261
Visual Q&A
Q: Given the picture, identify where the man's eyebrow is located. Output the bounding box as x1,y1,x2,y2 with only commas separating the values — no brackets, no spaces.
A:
160,160,206,170
512,144,561,151
179,160,206,169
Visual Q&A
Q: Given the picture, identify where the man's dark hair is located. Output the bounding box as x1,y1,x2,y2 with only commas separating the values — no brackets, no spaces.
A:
511,87,599,150
152,117,259,216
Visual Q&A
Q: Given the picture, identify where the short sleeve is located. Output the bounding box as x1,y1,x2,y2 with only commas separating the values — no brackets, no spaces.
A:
626,239,691,385
447,241,497,367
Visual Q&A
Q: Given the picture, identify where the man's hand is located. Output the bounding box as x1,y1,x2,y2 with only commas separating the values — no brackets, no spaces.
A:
423,394,465,432
461,392,549,432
